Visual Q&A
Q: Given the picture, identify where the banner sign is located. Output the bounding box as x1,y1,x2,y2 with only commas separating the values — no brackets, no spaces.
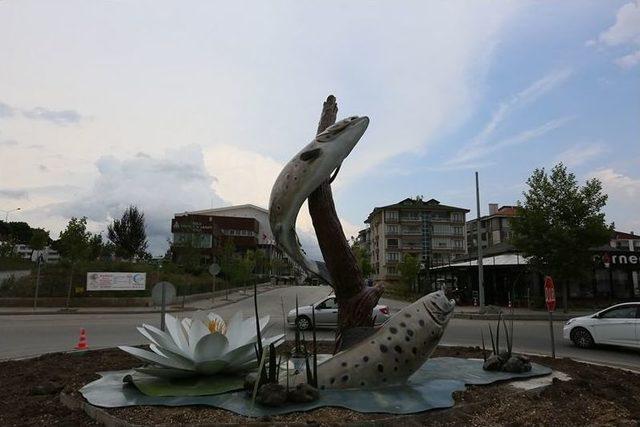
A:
87,272,146,291
593,251,640,270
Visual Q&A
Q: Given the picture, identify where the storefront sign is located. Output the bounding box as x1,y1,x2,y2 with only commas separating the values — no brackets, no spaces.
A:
593,252,640,269
87,272,146,291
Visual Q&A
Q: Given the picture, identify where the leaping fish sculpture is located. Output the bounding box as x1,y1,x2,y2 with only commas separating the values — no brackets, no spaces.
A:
268,115,369,285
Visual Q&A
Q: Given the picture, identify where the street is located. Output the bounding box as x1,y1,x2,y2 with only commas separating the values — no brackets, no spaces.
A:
1,286,638,371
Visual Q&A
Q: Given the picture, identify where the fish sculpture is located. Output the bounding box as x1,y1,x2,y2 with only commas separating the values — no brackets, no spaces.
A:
289,291,455,389
268,116,369,285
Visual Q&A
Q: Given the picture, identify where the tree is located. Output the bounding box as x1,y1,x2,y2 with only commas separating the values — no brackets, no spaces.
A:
511,163,612,311
351,244,373,278
29,228,50,251
57,217,92,307
398,253,421,294
171,222,204,274
107,206,148,261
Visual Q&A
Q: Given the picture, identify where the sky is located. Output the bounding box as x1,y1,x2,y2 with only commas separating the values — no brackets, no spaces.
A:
1,0,639,258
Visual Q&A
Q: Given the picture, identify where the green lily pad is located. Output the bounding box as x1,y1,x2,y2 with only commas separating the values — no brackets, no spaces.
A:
124,371,245,397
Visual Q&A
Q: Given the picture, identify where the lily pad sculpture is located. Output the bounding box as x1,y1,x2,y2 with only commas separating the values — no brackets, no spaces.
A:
119,311,283,378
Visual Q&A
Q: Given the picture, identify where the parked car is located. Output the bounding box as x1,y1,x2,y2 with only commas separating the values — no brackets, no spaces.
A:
563,302,639,349
287,295,390,330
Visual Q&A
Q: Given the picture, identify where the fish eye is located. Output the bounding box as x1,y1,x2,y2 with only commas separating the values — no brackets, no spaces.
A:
300,148,322,161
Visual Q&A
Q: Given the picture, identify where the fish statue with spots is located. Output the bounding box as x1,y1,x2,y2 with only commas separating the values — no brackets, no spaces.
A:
288,291,455,389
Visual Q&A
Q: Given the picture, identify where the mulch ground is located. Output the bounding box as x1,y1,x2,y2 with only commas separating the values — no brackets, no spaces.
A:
1,344,639,426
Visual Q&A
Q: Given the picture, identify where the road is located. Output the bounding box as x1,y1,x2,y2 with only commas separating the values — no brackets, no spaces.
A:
1,286,638,371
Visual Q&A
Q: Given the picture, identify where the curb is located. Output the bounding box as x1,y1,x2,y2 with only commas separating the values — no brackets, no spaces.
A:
0,285,284,316
452,312,580,322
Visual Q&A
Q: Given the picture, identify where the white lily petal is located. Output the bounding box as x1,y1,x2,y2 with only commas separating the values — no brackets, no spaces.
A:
149,344,196,369
224,312,244,347
181,317,192,332
195,359,229,375
119,346,194,371
188,319,210,354
193,332,229,363
221,341,257,365
137,326,160,346
165,314,190,356
141,324,188,358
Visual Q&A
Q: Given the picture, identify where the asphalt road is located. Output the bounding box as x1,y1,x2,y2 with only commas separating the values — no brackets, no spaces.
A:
1,286,638,372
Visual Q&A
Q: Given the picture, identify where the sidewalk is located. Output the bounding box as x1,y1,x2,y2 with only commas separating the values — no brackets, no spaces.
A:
0,283,283,316
452,305,594,321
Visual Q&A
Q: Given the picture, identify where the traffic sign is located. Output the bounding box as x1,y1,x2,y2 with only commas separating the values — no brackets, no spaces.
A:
208,263,221,276
152,281,176,306
544,276,556,312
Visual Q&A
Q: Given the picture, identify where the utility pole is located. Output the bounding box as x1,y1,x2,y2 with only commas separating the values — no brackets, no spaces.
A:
475,172,485,312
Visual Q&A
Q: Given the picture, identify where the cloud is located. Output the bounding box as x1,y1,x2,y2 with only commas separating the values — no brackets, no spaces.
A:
45,145,222,254
588,167,640,232
22,107,83,125
591,0,640,68
0,101,15,118
0,189,28,200
554,143,607,167
447,69,572,166
615,49,640,68
37,164,49,172
0,139,18,147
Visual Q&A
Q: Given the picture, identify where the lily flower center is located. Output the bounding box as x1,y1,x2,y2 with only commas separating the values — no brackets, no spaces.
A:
207,318,227,335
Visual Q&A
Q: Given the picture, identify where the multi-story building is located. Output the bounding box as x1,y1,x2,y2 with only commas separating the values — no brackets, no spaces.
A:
610,230,640,251
13,244,59,263
171,204,290,272
364,197,469,282
466,204,517,253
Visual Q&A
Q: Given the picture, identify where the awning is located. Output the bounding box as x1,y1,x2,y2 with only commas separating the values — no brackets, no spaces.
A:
431,253,530,269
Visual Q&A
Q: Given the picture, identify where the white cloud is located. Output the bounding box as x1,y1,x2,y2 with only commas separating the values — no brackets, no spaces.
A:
597,0,640,46
447,69,572,166
30,145,222,254
554,143,607,167
592,0,640,68
588,168,640,232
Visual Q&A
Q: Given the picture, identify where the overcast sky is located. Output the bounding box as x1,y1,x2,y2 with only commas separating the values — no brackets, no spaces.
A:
1,0,639,257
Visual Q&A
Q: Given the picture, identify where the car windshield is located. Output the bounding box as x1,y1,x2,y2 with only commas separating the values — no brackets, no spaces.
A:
317,298,337,309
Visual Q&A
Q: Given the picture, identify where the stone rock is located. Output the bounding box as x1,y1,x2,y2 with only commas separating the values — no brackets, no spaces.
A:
483,354,503,371
287,383,320,403
30,381,63,395
255,383,287,407
243,372,258,393
502,355,532,373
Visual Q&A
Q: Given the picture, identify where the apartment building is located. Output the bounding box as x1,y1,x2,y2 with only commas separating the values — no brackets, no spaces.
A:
466,204,517,253
171,204,288,270
364,197,469,282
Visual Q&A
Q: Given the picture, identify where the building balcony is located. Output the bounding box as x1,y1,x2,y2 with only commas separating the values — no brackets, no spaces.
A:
401,230,422,236
400,217,421,223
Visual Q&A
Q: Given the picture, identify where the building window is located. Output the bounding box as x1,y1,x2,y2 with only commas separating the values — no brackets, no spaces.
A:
386,252,399,261
453,226,463,235
385,211,399,221
387,266,398,275
451,212,464,222
386,224,399,234
433,224,451,235
386,239,399,248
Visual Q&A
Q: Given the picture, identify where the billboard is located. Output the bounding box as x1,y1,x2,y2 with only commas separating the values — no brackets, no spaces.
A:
86,272,146,291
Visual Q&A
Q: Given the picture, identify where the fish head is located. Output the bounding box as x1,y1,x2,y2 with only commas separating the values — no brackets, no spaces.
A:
313,116,369,163
423,290,456,326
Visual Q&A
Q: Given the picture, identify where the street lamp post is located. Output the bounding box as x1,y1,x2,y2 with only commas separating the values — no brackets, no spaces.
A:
1,207,21,222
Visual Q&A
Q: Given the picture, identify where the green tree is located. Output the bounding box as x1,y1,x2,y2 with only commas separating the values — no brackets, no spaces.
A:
219,240,239,286
351,245,373,278
511,163,612,311
29,228,50,251
171,222,205,274
398,253,421,294
58,217,92,307
107,205,148,261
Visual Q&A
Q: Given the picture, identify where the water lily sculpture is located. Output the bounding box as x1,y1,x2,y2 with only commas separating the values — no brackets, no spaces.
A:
119,310,283,378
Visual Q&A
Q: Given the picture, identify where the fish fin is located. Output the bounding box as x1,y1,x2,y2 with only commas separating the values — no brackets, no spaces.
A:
328,164,341,184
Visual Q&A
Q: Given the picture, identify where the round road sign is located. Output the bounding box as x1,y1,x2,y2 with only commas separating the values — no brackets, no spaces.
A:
152,281,176,306
208,263,221,276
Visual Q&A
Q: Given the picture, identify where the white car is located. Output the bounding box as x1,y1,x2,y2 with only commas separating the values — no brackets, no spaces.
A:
287,295,390,330
563,302,639,349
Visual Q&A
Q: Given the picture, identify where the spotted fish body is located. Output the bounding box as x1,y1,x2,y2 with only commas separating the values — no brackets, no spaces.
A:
268,116,369,285
313,291,455,389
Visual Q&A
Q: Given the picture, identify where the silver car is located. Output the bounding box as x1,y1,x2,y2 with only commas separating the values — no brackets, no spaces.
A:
287,295,391,330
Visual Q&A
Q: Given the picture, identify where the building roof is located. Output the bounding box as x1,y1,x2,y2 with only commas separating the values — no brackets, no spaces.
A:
467,205,518,224
613,230,638,240
365,197,470,223
176,204,269,217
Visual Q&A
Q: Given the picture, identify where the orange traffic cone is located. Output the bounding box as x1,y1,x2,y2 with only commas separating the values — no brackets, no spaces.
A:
75,328,88,350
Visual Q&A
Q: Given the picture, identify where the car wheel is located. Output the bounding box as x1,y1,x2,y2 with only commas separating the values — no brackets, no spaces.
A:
571,327,594,348
295,315,312,331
